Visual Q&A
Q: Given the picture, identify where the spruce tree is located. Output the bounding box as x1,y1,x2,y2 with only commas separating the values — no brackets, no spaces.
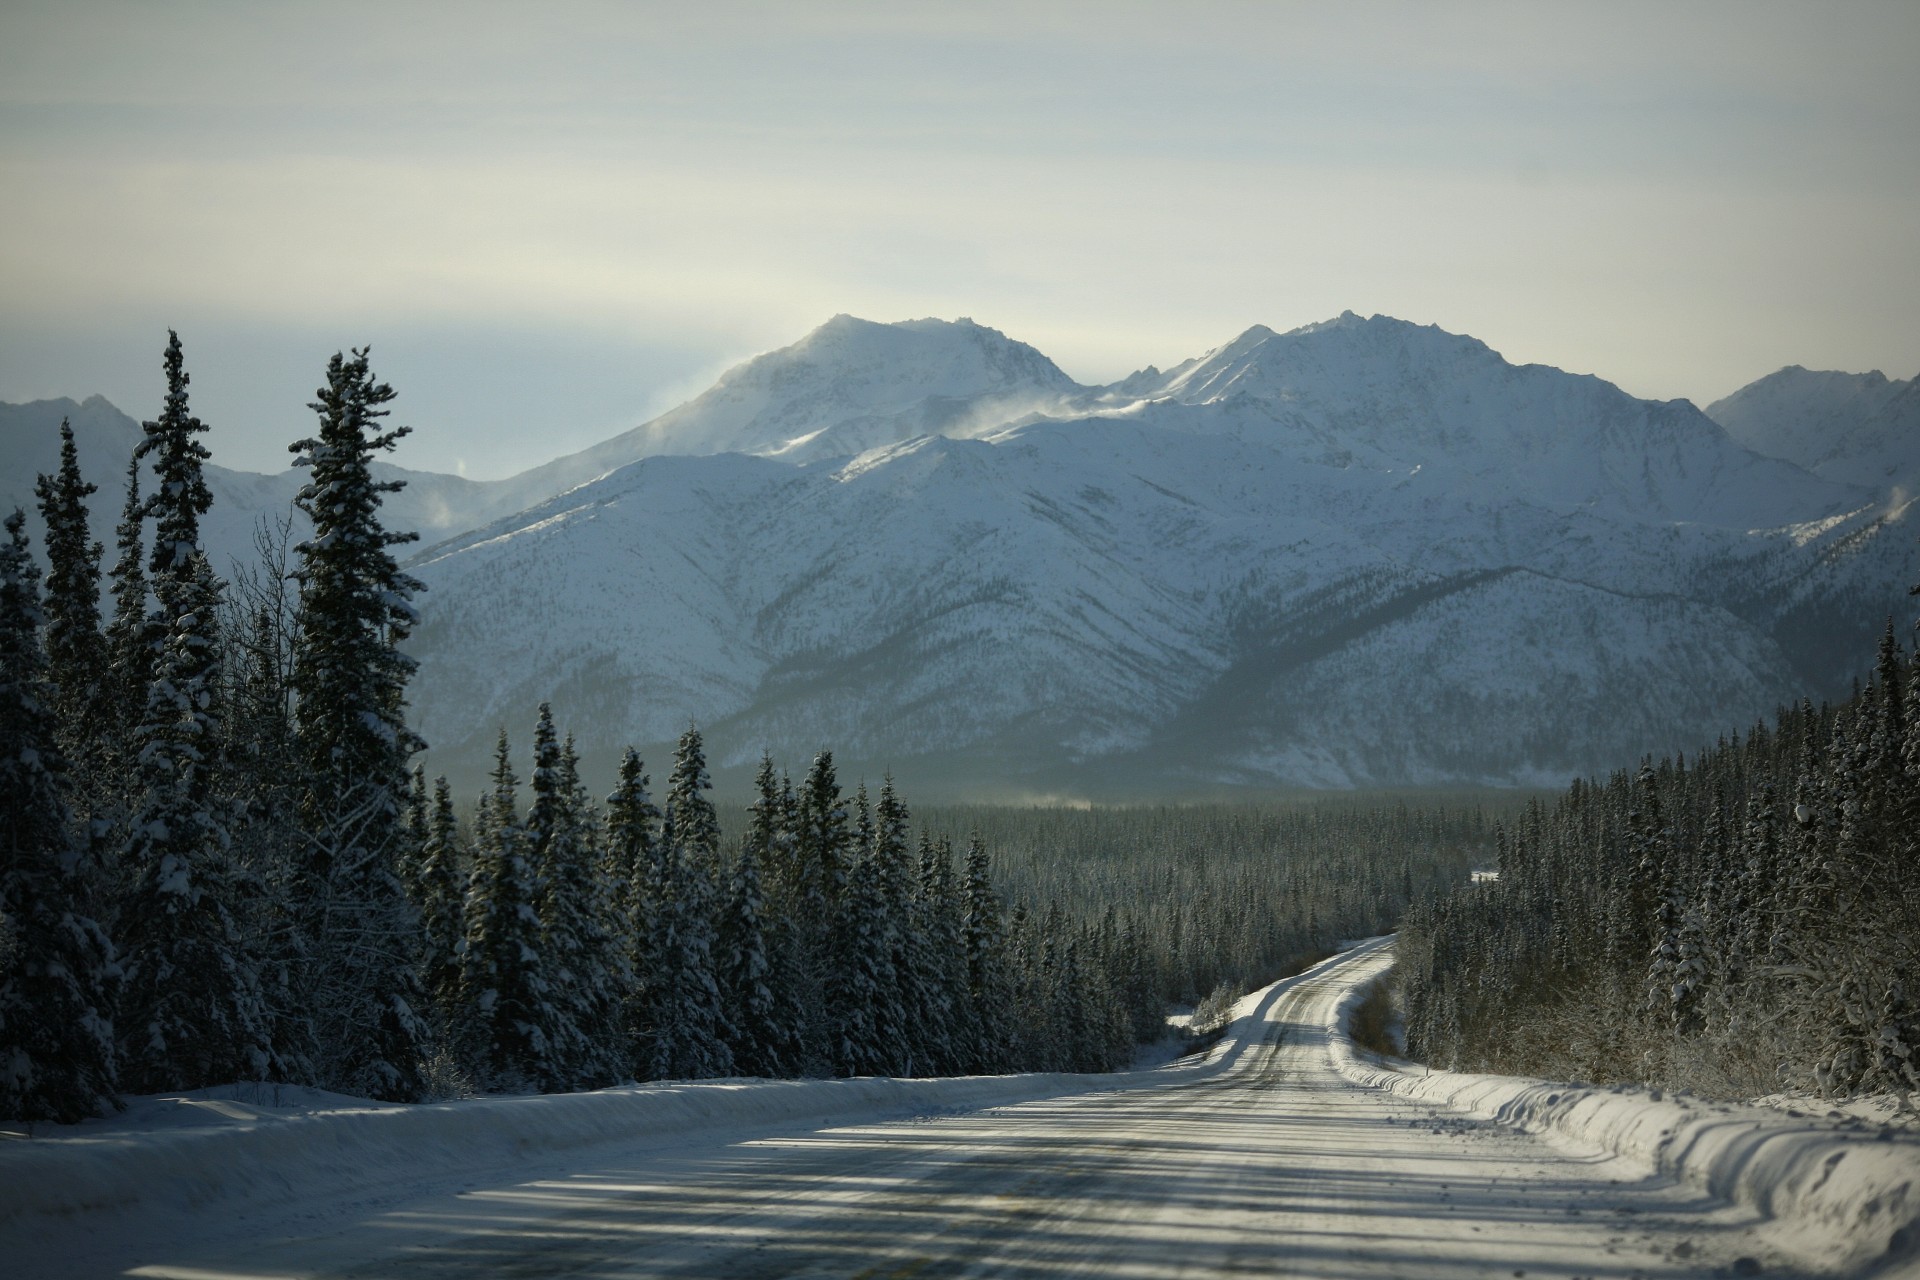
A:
32,421,108,760
870,778,918,1073
792,751,847,1069
413,776,466,1043
914,832,965,1075
742,753,806,1075
653,726,732,1079
116,335,274,1094
718,835,782,1077
117,550,272,1092
286,347,429,1101
137,332,214,586
103,458,153,758
829,840,893,1076
461,732,550,1088
0,511,120,1122
604,748,660,1078
528,706,622,1089
962,833,1012,1073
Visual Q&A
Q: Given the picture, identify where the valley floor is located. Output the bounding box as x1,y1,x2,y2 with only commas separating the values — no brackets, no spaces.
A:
5,940,1914,1279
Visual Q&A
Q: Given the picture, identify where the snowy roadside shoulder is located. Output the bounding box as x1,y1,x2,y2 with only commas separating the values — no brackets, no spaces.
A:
0,949,1338,1245
1328,954,1920,1278
0,1070,1110,1239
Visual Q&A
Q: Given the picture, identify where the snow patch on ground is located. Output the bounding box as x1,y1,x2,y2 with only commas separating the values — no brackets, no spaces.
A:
1329,945,1920,1277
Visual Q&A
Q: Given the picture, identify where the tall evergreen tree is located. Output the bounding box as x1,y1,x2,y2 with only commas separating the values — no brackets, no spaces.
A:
0,511,119,1121
604,748,660,1078
870,778,919,1073
961,833,1012,1073
102,458,153,757
412,776,466,1042
461,732,550,1088
651,726,732,1079
528,706,622,1089
116,335,274,1094
116,549,272,1092
914,832,966,1075
137,332,214,587
33,421,108,758
284,347,429,1100
791,751,847,1070
718,834,782,1077
829,837,894,1077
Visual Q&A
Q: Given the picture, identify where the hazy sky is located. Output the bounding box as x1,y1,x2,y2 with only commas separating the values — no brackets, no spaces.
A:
3,1,1916,479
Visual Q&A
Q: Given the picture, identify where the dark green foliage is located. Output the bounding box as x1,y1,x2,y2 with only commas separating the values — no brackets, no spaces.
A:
1400,622,1920,1100
117,549,272,1093
461,731,551,1089
411,775,466,1042
286,347,428,1102
0,510,120,1121
137,332,214,585
604,747,660,1077
115,335,276,1097
649,726,732,1080
528,711,624,1089
33,421,108,759
103,457,154,750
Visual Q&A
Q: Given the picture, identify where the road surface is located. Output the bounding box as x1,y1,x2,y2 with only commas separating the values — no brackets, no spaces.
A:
79,941,1806,1278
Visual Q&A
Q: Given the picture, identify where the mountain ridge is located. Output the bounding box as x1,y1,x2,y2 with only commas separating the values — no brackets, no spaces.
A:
5,313,1911,799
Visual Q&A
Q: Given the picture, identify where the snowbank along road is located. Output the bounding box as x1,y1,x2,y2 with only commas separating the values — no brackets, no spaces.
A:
8,938,1917,1279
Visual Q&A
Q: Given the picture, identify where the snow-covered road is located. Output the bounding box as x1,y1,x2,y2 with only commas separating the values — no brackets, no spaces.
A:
17,937,1865,1279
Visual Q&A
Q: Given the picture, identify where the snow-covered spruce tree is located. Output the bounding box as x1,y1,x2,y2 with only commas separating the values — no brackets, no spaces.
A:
718,832,782,1077
527,707,622,1090
285,347,428,1102
0,510,119,1122
32,422,109,766
102,458,155,768
117,335,274,1094
603,747,660,1078
870,778,922,1075
961,833,1013,1073
461,731,551,1089
741,753,807,1076
829,831,894,1077
412,775,466,1044
914,832,965,1075
789,751,847,1071
651,726,733,1080
138,333,215,587
565,732,627,1082
117,549,274,1092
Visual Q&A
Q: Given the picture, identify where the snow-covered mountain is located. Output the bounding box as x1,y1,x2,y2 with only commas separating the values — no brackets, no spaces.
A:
0,317,1081,577
401,314,1911,797
1706,365,1920,493
7,315,1911,798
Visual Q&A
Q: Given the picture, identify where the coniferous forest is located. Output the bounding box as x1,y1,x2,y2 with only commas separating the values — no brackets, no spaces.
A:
1398,617,1920,1102
0,335,1486,1124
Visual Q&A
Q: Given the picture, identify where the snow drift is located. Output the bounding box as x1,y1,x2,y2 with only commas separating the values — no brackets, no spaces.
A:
1330,944,1920,1277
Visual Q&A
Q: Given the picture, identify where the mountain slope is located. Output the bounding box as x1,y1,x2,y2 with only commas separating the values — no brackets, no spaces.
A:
403,348,1906,796
1706,365,1920,493
1109,312,1854,529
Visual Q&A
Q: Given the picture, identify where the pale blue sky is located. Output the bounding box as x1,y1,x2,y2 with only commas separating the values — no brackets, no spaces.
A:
3,1,1915,478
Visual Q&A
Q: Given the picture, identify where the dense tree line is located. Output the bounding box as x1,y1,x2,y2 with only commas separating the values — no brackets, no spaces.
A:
926,802,1487,1035
1398,618,1920,1102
